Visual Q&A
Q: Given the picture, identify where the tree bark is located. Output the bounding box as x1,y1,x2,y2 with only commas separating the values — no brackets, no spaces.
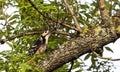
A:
36,16,120,72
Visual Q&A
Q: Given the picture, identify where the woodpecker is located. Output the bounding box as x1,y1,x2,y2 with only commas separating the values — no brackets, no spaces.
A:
28,30,51,56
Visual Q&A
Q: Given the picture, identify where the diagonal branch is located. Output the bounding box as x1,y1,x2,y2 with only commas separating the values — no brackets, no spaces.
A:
63,0,82,32
60,23,79,31
36,24,119,72
97,0,110,23
27,0,56,22
28,0,79,32
68,61,74,72
35,15,120,71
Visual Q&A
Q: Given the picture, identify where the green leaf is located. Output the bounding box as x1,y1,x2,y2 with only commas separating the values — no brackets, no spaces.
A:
0,15,5,20
105,47,114,53
20,63,32,72
80,4,89,9
72,60,83,69
0,31,3,39
6,42,13,48
84,53,91,60
85,13,92,18
8,14,19,22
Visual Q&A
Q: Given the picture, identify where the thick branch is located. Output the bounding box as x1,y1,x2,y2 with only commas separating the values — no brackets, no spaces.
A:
97,0,110,23
34,12,120,71
36,21,120,72
37,32,118,72
63,0,82,32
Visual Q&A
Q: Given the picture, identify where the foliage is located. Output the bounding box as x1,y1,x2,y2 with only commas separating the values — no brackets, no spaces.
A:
84,53,115,72
0,0,119,72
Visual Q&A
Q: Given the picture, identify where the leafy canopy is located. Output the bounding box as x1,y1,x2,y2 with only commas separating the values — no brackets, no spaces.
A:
0,0,119,71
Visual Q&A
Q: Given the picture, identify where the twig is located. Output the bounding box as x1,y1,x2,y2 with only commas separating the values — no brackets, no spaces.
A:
27,0,56,23
63,0,82,32
93,51,120,61
68,60,74,72
58,15,78,31
109,0,112,16
0,31,42,44
28,0,80,32
97,0,110,23
60,23,79,31
54,30,70,36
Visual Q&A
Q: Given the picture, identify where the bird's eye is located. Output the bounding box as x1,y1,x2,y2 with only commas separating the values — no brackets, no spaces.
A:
45,31,49,33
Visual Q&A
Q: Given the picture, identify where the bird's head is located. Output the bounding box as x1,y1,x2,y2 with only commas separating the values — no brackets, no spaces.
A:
41,30,51,38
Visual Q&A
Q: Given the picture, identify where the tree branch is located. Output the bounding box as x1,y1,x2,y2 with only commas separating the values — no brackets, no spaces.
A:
0,30,71,44
27,0,79,32
35,21,120,72
0,31,42,44
28,0,82,34
63,0,82,32
54,30,70,36
60,23,79,31
93,51,120,61
97,0,110,23
27,0,56,23
68,60,74,72
34,11,120,71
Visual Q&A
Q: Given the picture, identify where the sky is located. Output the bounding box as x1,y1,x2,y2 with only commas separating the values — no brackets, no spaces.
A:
0,0,120,72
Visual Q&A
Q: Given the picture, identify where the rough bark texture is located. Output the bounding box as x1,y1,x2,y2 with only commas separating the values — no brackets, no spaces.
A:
27,0,120,72
36,17,120,72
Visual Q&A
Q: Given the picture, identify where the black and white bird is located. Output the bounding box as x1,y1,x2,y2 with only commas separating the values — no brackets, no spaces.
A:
28,30,51,56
